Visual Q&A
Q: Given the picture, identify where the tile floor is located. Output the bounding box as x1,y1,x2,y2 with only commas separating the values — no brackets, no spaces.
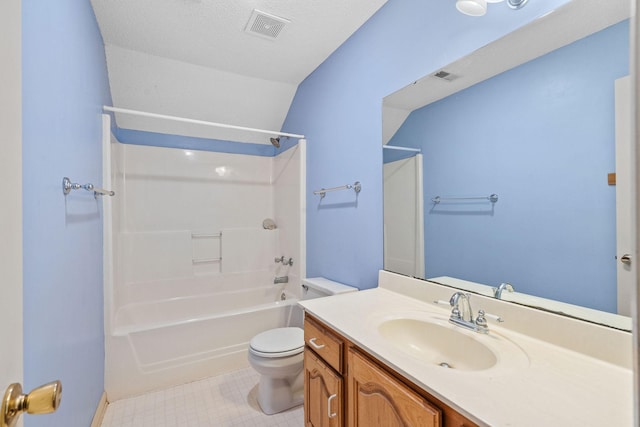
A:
100,368,303,427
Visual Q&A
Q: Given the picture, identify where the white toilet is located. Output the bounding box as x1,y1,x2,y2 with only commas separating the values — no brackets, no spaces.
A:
248,277,358,415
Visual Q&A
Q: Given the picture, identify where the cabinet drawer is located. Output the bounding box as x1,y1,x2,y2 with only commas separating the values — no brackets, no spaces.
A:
304,316,344,374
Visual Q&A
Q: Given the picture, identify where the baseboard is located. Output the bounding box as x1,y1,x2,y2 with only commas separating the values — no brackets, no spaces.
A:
90,391,108,427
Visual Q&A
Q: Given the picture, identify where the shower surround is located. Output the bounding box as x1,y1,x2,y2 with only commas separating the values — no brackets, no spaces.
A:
102,115,306,400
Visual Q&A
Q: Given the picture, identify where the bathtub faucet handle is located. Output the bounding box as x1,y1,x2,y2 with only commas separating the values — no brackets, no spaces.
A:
275,256,285,264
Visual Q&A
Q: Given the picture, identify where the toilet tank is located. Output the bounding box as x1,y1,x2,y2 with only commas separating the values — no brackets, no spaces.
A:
301,277,358,300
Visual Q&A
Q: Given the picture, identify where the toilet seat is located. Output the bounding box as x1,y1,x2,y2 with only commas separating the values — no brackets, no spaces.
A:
249,327,304,358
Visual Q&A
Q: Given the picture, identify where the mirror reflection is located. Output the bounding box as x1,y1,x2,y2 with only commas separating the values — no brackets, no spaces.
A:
382,0,632,330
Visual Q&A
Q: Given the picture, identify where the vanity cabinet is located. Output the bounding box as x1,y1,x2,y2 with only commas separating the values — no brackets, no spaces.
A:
304,314,478,427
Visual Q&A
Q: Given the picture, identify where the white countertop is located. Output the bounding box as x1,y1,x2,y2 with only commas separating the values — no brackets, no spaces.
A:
299,286,633,426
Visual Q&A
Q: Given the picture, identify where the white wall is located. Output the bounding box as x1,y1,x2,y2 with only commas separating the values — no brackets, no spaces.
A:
0,0,22,400
105,45,298,145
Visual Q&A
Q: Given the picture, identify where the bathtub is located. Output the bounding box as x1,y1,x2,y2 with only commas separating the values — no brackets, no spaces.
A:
105,284,302,400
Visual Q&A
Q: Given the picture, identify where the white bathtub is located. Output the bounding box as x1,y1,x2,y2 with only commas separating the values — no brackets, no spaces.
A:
114,285,297,334
105,285,302,400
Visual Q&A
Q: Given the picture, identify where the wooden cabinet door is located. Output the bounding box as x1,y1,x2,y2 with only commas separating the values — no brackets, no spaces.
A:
348,349,441,427
305,349,343,427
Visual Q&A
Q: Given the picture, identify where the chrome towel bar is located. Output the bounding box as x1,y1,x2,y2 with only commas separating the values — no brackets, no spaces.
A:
431,194,498,204
62,177,114,198
313,181,361,199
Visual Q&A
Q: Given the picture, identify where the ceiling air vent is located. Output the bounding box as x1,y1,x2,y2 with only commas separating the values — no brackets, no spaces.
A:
433,70,459,82
245,9,290,40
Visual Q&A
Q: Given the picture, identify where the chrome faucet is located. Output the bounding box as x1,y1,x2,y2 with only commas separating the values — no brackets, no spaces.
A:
493,282,514,299
274,276,289,284
449,292,473,323
274,256,294,266
447,292,503,334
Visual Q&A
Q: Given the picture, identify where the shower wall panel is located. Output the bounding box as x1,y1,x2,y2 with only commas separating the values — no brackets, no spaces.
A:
115,143,276,306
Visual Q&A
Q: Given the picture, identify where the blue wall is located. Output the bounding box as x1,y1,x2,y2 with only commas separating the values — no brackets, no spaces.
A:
388,21,628,311
22,1,111,426
115,128,281,157
282,0,570,289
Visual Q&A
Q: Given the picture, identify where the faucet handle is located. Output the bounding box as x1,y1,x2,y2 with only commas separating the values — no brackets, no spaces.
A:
433,300,462,319
432,300,451,307
476,309,504,325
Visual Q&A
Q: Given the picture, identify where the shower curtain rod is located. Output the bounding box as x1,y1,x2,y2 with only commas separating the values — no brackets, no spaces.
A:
383,145,421,153
103,106,305,139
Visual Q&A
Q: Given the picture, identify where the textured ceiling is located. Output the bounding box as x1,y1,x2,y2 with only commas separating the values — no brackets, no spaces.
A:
92,0,388,83
91,0,387,144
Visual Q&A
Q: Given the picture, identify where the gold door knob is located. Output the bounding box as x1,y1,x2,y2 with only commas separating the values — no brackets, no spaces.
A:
2,380,62,427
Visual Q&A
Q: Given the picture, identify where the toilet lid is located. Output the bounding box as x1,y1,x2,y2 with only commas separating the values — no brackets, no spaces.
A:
250,327,304,357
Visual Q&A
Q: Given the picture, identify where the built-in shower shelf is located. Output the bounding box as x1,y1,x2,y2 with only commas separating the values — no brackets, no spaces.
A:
192,258,221,264
191,233,222,238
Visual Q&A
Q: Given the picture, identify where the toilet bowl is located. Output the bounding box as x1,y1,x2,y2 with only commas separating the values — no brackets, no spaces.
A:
248,327,305,415
248,277,358,415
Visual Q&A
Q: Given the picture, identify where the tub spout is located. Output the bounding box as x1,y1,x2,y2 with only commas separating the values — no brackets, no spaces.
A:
274,276,288,284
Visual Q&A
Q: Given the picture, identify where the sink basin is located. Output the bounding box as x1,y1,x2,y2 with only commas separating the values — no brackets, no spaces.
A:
377,316,528,372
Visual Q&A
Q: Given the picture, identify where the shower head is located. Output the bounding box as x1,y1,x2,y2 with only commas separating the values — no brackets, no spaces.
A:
270,137,280,148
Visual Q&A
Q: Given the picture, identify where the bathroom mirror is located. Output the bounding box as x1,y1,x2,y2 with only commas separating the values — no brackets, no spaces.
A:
382,0,633,330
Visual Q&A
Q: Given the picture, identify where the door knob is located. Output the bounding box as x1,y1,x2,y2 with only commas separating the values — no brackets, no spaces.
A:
621,254,632,265
2,380,62,427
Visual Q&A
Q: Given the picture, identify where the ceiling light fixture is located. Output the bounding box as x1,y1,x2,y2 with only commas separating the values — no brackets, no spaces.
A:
456,0,528,17
456,0,486,16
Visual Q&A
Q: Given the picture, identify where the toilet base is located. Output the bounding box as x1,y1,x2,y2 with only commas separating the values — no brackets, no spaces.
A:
256,371,303,415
